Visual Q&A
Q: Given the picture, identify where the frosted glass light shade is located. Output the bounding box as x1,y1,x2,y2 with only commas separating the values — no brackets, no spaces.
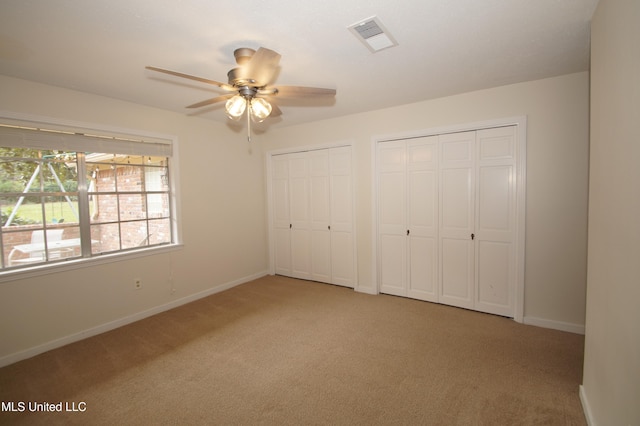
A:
225,95,246,120
250,98,272,122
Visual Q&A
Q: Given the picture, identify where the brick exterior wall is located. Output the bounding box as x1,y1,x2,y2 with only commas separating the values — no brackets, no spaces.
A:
2,165,171,267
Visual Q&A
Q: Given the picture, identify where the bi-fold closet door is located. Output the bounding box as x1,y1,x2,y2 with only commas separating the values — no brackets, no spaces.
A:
378,136,439,302
377,126,519,317
271,146,355,288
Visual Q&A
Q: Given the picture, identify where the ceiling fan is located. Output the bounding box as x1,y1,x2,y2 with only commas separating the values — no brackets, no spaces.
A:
146,47,336,141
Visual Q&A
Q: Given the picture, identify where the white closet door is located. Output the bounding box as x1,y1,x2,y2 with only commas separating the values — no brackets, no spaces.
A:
272,155,291,276
289,153,312,280
270,146,356,288
439,131,476,310
378,140,407,296
329,146,355,287
407,137,439,302
309,150,331,283
475,127,517,316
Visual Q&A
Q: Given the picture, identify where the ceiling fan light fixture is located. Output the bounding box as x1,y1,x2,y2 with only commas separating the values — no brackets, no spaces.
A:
147,46,336,143
250,98,272,123
225,95,247,120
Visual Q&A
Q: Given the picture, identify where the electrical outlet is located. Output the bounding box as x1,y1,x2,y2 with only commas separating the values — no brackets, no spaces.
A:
134,278,142,290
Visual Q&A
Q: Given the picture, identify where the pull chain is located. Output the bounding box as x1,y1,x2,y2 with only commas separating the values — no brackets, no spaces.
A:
246,99,252,143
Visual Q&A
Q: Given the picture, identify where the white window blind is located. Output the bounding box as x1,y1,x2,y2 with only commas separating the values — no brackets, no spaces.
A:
0,122,172,157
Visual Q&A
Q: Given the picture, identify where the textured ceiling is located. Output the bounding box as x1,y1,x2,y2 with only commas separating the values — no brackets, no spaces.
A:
0,0,598,129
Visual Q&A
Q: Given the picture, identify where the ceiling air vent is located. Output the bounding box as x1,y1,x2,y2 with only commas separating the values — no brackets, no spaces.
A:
348,16,398,53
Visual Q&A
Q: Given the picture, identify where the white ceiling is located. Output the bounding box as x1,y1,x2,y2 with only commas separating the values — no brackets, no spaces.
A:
0,0,598,130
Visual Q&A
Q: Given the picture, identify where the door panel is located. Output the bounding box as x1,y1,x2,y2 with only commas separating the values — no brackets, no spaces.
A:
289,154,311,280
408,136,437,236
439,132,475,308
311,230,331,282
330,174,352,231
440,237,474,308
409,170,437,233
378,141,406,237
274,228,291,276
478,165,512,237
407,169,438,302
378,141,407,295
330,147,355,287
379,172,405,235
271,155,291,275
290,177,309,227
475,126,517,316
477,240,512,316
407,137,438,301
309,150,331,282
408,236,437,299
379,234,406,296
331,231,354,287
291,230,311,279
442,138,473,162
272,178,290,229
478,127,515,161
310,176,330,230
441,168,473,234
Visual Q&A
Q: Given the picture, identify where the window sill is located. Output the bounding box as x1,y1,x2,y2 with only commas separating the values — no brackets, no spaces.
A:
0,243,183,283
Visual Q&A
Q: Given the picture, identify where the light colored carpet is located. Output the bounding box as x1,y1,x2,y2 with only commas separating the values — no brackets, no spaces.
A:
0,275,586,425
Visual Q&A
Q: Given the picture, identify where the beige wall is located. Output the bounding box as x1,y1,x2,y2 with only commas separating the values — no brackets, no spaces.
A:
261,72,590,331
0,70,590,365
0,75,269,364
581,0,640,424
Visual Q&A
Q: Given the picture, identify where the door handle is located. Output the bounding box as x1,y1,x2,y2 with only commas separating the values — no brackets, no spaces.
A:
471,233,475,240
328,225,331,230
407,229,410,236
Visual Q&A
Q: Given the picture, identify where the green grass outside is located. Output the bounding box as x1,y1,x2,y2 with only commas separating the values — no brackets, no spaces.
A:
2,202,79,224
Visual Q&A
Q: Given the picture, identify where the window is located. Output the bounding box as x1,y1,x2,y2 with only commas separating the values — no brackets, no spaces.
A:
0,118,176,271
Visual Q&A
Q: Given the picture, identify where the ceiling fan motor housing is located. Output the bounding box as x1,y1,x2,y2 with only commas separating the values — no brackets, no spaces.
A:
227,67,258,88
228,47,259,87
237,85,258,99
233,48,256,65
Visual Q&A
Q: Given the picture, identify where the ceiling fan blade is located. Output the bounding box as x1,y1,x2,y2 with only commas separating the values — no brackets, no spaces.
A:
243,47,281,87
261,85,336,98
146,66,235,91
269,103,282,117
186,94,234,109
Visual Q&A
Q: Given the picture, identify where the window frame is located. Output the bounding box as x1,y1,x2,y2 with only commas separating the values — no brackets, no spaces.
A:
0,112,182,281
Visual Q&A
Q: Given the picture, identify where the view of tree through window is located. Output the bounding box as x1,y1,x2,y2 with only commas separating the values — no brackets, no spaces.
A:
0,146,172,270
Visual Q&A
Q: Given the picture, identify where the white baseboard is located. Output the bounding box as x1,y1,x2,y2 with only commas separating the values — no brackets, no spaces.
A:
0,270,268,368
579,385,596,426
523,316,585,334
